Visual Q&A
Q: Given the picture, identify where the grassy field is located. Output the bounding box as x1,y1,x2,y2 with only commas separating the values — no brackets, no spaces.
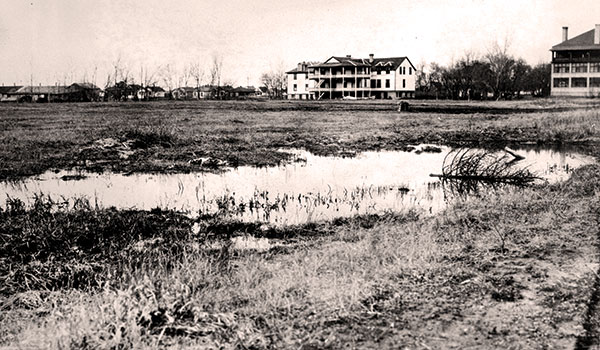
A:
1,99,600,180
2,99,600,349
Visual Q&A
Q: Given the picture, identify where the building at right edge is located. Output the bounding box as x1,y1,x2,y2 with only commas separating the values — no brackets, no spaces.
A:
551,25,600,97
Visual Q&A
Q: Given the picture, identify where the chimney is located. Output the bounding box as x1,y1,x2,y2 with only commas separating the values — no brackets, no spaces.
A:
346,54,351,58
595,24,600,45
562,26,569,42
369,53,374,63
297,62,302,71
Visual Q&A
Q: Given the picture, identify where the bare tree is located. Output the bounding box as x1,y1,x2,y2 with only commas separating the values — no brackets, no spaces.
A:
261,65,286,99
180,64,192,88
140,65,159,88
209,54,223,87
104,72,113,90
189,61,205,89
111,55,130,84
160,64,176,92
486,40,515,99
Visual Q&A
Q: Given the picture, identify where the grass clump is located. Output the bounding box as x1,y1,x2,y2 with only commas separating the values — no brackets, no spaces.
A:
123,126,177,149
0,195,194,295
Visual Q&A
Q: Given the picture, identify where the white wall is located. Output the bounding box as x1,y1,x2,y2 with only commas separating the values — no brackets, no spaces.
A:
287,72,314,99
394,60,416,92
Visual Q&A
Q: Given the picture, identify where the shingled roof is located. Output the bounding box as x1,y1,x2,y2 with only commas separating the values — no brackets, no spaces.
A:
10,86,70,95
308,56,415,70
552,29,600,51
309,56,370,68
0,86,22,94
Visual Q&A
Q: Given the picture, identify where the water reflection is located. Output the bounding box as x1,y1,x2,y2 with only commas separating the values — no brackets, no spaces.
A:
0,146,595,225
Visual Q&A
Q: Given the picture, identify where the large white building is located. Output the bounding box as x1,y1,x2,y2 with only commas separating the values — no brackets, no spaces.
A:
287,54,416,100
551,25,600,97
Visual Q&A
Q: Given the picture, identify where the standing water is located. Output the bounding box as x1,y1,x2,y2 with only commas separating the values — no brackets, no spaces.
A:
0,146,595,225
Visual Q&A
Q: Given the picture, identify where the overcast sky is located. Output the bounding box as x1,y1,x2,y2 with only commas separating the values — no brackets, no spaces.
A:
0,0,598,87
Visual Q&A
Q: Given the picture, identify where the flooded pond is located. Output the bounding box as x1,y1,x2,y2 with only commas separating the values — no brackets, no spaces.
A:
0,146,595,225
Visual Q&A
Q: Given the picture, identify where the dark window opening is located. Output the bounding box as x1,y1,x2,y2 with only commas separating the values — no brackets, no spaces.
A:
571,78,587,88
553,78,569,88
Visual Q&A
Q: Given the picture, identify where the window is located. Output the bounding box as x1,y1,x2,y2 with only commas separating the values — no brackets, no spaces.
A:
370,80,376,88
572,63,588,73
293,84,297,91
386,69,390,74
591,78,600,87
305,84,308,89
403,67,406,75
553,78,569,88
572,78,587,88
553,64,569,73
591,63,600,73
403,79,406,88
376,80,382,88
385,79,390,88
377,70,381,75
293,74,297,80
409,67,412,75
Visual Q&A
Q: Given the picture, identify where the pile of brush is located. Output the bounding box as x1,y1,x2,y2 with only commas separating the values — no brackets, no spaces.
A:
431,148,539,185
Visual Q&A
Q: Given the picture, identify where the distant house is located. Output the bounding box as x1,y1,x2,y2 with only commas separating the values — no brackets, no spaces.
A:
231,86,257,98
68,83,102,102
146,86,167,100
257,86,269,97
104,81,135,101
171,87,198,100
8,85,72,102
255,86,267,97
0,86,22,102
551,25,600,97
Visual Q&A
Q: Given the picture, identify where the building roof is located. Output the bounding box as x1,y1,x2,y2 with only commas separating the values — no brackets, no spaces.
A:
286,67,309,74
0,86,22,94
173,87,197,93
70,83,101,90
286,61,319,74
371,57,414,70
10,86,70,95
232,86,256,93
147,86,165,92
552,29,600,51
310,56,371,68
308,56,415,70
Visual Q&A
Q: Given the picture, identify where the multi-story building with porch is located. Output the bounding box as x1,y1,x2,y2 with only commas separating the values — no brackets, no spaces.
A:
286,54,416,100
551,25,600,97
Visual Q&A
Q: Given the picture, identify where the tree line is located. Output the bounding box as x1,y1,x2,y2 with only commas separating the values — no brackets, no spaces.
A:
416,44,550,100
